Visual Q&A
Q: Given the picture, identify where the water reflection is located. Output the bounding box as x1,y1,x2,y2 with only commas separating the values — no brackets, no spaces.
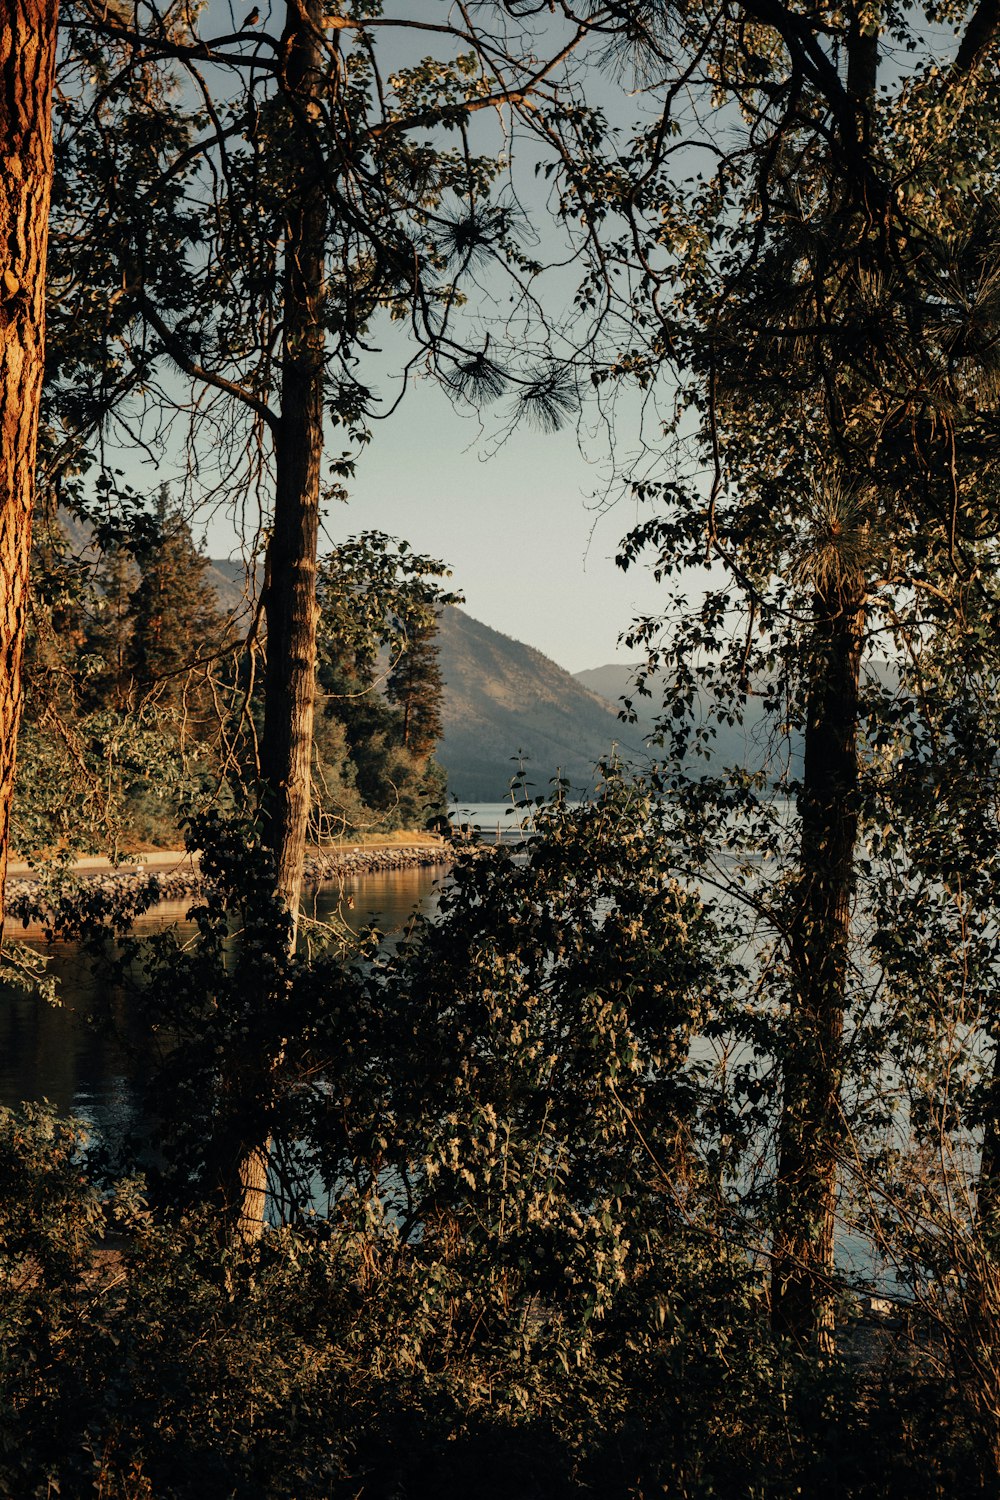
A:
0,812,526,1149
0,867,446,1147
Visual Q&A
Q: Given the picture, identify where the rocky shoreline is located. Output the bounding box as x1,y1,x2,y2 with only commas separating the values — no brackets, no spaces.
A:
6,843,452,931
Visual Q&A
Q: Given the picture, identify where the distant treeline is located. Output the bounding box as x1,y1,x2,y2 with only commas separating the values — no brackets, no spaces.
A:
15,502,454,856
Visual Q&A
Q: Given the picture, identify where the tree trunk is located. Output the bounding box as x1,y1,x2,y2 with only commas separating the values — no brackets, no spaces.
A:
229,0,328,1240
0,0,59,929
967,1029,1000,1479
259,0,327,924
771,582,865,1351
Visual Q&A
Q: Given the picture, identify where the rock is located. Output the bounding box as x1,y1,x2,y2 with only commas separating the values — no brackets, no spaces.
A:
5,845,452,932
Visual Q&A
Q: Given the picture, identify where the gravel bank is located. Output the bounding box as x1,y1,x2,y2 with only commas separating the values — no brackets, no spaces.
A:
6,844,451,931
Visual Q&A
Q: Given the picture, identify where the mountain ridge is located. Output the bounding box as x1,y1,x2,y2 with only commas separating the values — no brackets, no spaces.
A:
50,513,641,799
435,607,645,801
54,515,651,800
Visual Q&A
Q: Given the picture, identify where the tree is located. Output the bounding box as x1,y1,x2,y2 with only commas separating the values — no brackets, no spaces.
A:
128,489,229,724
314,531,458,833
535,0,1000,1354
48,0,593,927
14,501,228,859
40,1,595,1235
256,0,327,921
0,0,59,925
387,615,445,760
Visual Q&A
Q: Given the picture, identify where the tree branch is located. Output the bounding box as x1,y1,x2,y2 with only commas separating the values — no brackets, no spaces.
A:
134,292,280,435
956,0,1000,71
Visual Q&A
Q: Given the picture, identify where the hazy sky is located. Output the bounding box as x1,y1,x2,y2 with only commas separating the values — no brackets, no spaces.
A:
323,379,674,678
192,292,682,680
195,328,676,678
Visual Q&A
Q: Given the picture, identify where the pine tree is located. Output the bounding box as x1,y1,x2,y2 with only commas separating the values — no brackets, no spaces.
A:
314,535,457,833
85,544,138,710
128,490,227,726
387,617,445,760
0,0,59,920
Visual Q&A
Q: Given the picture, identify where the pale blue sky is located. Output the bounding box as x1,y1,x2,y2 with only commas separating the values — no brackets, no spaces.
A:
197,363,674,676
323,380,673,677
175,0,680,675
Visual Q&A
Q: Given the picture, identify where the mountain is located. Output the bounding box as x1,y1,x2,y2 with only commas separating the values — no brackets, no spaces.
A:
574,662,654,729
205,556,258,620
437,608,644,801
196,586,639,800
48,520,640,797
198,584,644,799
56,511,254,626
575,660,790,773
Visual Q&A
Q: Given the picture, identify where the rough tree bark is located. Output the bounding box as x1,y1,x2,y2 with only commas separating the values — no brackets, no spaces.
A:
259,0,327,926
767,0,998,1354
771,581,865,1350
0,0,59,931
766,6,876,1353
227,0,328,1239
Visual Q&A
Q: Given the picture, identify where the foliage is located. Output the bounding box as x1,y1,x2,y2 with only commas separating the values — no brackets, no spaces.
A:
13,506,224,859
527,0,1000,1356
45,1,580,519
1,785,998,1495
7,1,1000,1495
314,532,460,833
14,519,456,855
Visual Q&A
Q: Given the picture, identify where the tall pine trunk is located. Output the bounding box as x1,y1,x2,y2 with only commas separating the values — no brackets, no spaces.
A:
771,582,865,1349
0,0,59,929
261,0,327,922
226,0,328,1239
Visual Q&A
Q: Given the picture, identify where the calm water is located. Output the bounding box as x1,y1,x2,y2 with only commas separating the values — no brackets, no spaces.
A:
448,800,534,843
0,808,894,1283
0,863,449,1136
0,806,527,1135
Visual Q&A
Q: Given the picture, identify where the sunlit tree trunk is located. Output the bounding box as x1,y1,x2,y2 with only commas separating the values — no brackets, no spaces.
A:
771,583,865,1351
232,0,328,1239
0,0,59,930
261,0,327,922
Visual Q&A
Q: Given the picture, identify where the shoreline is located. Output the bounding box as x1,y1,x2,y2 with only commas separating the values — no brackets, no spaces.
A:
5,842,452,931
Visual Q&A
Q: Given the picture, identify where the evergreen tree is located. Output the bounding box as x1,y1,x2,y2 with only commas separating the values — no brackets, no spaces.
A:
387,616,445,760
313,534,458,834
128,490,229,727
84,544,138,711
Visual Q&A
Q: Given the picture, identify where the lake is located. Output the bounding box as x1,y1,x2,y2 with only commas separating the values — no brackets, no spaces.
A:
0,802,896,1285
0,803,537,1137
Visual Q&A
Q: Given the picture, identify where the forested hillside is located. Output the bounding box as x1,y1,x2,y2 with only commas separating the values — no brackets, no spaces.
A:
437,608,640,800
